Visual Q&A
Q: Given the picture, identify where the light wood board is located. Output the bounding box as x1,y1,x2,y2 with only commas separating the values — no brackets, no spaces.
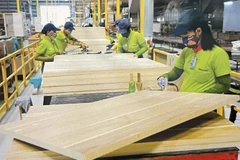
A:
6,112,240,159
53,54,135,62
0,91,238,159
42,67,173,96
42,54,170,96
44,56,167,73
72,27,106,40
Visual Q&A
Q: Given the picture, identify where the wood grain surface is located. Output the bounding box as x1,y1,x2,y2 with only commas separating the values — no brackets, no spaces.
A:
0,91,238,159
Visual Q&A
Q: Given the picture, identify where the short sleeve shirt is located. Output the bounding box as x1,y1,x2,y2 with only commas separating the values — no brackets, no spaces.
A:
117,31,146,53
36,36,59,58
174,45,231,92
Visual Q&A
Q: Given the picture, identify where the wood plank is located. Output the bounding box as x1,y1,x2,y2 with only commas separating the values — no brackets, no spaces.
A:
43,68,170,77
6,112,240,159
0,91,238,159
53,54,135,62
44,58,165,73
72,27,106,39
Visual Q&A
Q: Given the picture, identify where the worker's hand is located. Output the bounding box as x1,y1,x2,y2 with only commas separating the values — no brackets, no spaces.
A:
79,41,87,48
157,76,168,91
58,50,65,55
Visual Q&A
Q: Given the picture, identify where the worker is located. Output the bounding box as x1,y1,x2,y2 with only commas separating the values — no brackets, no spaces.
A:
35,23,61,72
54,21,86,52
35,23,61,62
117,18,148,58
157,9,231,94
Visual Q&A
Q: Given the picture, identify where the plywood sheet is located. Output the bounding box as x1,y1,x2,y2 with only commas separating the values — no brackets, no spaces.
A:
6,112,240,159
0,91,238,159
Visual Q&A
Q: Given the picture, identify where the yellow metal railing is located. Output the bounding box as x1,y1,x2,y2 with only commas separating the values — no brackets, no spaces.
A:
0,40,41,118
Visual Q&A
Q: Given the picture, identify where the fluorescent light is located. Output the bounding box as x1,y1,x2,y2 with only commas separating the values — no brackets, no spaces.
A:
224,1,233,5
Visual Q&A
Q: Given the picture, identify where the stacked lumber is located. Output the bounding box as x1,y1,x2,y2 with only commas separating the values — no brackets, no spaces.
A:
0,91,238,159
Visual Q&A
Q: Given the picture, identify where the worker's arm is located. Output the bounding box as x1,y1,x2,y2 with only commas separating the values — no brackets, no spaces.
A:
117,40,124,53
35,41,55,62
203,74,231,94
161,67,183,81
135,42,148,57
68,35,78,42
67,39,86,48
34,54,55,62
134,33,148,57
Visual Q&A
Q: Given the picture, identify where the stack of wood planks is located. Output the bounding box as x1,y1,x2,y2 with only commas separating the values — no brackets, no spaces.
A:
1,91,239,159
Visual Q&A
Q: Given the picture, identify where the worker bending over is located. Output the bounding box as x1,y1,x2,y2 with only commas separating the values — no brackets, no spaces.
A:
117,18,148,58
157,9,231,94
54,22,87,52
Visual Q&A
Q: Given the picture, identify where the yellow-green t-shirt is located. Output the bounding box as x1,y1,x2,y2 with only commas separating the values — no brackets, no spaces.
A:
36,36,59,58
174,45,231,92
117,31,147,56
54,31,73,51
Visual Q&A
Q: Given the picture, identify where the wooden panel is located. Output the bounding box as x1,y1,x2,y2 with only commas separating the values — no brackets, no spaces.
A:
72,27,106,39
53,54,135,62
44,57,167,73
0,91,238,160
42,54,170,96
6,112,240,159
42,68,174,96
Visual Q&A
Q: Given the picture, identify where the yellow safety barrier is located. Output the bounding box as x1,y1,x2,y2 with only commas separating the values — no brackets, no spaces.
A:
0,40,41,119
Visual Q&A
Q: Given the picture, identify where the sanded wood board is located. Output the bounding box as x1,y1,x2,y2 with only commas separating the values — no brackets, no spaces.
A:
0,91,238,159
6,112,240,159
65,45,108,54
53,54,135,62
43,58,167,73
72,27,106,39
42,67,175,96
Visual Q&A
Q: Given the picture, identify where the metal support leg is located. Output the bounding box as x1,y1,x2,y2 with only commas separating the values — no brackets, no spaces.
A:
43,96,52,105
229,105,237,123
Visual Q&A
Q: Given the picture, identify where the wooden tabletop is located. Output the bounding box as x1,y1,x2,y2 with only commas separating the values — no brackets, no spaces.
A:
6,111,240,159
42,54,171,96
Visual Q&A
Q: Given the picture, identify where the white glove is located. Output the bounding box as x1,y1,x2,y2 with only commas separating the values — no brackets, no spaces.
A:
157,76,168,91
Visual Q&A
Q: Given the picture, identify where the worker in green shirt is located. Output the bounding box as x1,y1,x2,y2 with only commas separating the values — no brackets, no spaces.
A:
116,18,148,58
35,23,60,62
35,23,61,72
157,9,231,94
54,22,86,52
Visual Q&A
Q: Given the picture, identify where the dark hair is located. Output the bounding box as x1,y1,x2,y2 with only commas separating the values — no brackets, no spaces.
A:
188,20,219,50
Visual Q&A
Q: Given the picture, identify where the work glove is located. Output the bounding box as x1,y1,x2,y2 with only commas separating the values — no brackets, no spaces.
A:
78,41,87,48
157,76,168,91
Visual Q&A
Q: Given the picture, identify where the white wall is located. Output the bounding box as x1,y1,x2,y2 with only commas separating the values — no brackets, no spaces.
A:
40,5,71,27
